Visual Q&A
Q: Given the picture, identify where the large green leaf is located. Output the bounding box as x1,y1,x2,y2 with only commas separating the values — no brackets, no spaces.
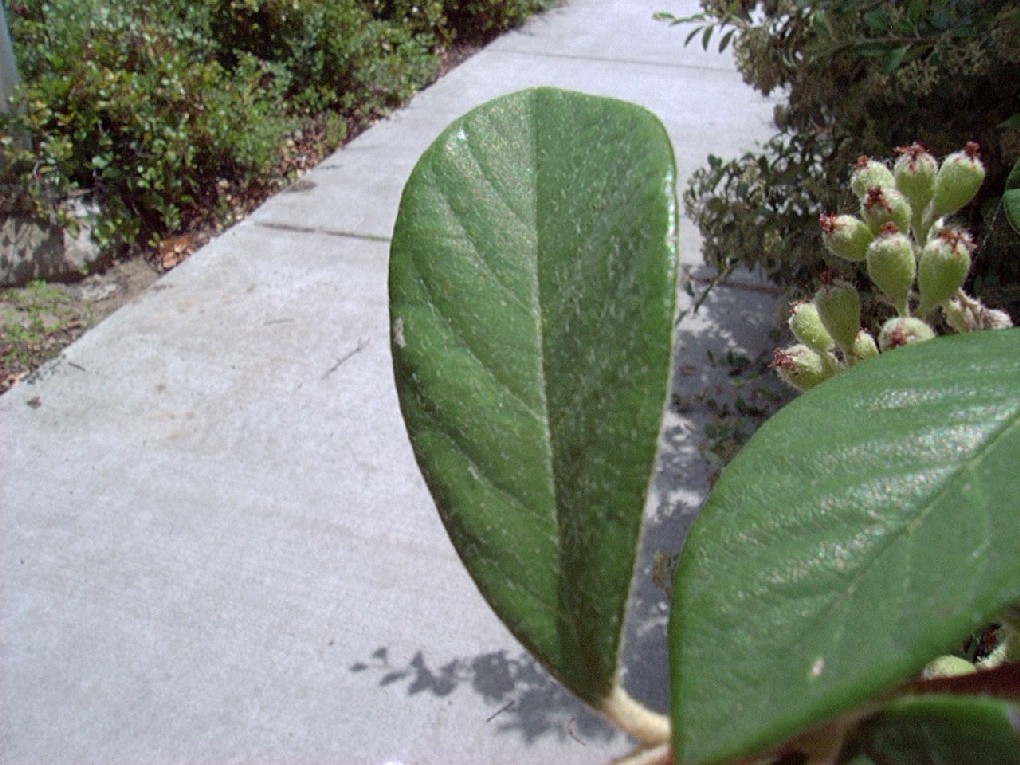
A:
669,329,1020,764
853,695,1020,765
389,88,678,705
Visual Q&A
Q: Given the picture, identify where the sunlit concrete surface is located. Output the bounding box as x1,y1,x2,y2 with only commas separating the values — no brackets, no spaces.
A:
0,1,782,762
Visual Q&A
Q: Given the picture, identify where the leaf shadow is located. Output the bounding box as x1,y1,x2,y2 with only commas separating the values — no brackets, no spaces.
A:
617,265,791,712
349,646,620,745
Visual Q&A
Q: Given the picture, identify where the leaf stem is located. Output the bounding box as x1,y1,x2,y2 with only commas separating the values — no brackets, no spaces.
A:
600,685,671,748
611,742,671,765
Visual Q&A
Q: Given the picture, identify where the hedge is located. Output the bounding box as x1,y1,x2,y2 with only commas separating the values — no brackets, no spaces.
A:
0,0,559,253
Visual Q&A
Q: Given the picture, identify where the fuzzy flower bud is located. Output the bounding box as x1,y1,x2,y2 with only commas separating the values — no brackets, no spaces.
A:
849,330,879,363
917,228,973,312
850,156,895,201
772,344,834,391
813,279,861,354
928,142,985,220
866,224,916,315
820,213,873,262
861,186,913,235
878,317,935,351
945,292,1014,333
788,301,834,354
894,143,937,229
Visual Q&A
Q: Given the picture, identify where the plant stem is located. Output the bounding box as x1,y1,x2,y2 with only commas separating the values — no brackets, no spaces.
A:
612,742,672,765
600,685,671,748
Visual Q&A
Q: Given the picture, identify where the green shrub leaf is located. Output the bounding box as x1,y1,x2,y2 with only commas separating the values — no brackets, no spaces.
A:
882,45,908,73
1006,157,1020,190
389,88,678,705
1005,158,1020,234
670,329,1020,764
1005,189,1020,235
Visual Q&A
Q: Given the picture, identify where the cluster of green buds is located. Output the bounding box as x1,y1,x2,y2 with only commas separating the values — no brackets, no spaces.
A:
774,142,1013,392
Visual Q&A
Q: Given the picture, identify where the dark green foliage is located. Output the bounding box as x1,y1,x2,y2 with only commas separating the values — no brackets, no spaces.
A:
678,0,1020,321
443,0,560,43
0,0,555,254
1,0,302,248
364,0,451,48
204,0,440,115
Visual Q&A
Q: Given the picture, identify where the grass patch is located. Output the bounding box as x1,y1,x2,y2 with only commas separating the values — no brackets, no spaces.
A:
1,280,90,390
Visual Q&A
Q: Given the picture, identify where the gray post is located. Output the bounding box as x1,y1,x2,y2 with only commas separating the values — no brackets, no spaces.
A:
0,3,20,114
0,2,30,155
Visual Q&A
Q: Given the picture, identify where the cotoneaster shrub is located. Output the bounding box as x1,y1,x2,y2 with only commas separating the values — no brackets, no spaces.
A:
388,87,1020,765
672,0,1020,321
0,0,557,255
443,0,561,42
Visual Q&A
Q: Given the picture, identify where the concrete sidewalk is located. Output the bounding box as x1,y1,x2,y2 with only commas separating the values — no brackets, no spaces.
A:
1,2,783,763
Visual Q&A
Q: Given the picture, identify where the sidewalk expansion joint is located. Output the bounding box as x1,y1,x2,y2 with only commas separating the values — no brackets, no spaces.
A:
254,221,391,244
493,47,732,74
681,265,784,296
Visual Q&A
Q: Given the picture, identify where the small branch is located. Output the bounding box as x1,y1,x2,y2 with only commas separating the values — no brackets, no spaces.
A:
567,716,588,746
485,701,515,723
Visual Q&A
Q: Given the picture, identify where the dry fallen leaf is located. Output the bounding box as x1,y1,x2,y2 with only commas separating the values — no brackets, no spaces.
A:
156,234,198,270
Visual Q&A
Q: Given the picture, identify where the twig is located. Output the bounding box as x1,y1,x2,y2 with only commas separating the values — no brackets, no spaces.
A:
485,701,515,723
322,337,369,380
